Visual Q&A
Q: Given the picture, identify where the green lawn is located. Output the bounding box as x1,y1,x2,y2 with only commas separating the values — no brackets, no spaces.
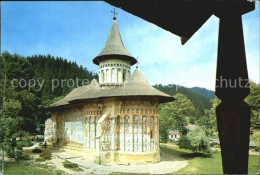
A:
3,146,259,175
160,145,260,174
3,161,67,175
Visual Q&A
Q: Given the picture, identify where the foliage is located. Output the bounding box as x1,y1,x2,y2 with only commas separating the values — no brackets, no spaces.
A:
159,105,174,142
0,51,98,134
27,54,98,99
177,135,191,150
63,160,83,172
245,81,260,130
189,87,215,99
250,129,260,149
39,150,52,160
194,104,205,120
63,160,79,168
0,51,97,162
178,127,210,154
159,93,195,141
33,148,43,153
204,98,221,137
196,115,213,137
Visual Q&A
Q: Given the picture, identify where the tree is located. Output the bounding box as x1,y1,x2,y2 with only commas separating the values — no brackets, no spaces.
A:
195,104,205,120
206,98,221,137
159,93,195,141
159,104,174,142
0,98,30,160
178,126,210,154
0,52,31,161
245,81,260,130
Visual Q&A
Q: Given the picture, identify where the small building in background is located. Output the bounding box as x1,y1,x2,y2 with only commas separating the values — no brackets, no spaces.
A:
168,130,180,140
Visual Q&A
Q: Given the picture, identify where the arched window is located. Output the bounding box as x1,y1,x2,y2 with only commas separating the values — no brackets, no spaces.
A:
117,69,120,83
125,116,129,124
122,69,126,82
106,69,109,83
111,68,115,83
116,116,120,125
101,70,104,83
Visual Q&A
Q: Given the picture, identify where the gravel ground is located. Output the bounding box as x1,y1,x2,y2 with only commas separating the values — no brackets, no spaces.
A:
49,150,187,175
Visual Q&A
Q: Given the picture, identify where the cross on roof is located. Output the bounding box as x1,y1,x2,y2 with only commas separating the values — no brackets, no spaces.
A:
111,8,118,20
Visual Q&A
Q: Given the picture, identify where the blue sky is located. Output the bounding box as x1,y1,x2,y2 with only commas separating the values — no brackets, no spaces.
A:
1,1,259,90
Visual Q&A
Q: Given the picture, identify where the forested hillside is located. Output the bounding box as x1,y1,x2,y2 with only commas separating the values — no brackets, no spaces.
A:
189,87,215,99
154,84,214,110
27,54,98,100
0,51,97,134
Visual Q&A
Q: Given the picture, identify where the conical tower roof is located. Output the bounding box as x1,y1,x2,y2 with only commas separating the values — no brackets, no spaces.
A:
93,19,137,65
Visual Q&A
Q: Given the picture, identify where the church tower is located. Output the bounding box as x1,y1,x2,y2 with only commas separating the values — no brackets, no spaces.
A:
93,11,137,87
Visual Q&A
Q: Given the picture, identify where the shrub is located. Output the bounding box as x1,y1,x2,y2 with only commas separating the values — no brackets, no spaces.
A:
35,157,46,162
178,126,210,154
63,160,79,168
32,148,42,153
177,135,191,150
39,150,52,160
24,141,34,147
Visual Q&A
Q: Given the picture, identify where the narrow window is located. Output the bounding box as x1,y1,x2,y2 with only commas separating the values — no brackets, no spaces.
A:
122,69,126,82
101,70,104,83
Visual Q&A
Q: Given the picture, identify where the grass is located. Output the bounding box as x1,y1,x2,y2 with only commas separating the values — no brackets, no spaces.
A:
4,161,67,175
160,145,260,174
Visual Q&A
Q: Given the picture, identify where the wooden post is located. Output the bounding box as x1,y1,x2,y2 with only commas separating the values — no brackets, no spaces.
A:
215,13,251,174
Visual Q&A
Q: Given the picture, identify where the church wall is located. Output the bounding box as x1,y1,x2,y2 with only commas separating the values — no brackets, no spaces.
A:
44,116,56,146
63,109,84,145
46,97,161,165
115,98,160,153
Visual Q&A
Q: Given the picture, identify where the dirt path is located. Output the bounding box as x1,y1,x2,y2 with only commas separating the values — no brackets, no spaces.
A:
48,150,187,175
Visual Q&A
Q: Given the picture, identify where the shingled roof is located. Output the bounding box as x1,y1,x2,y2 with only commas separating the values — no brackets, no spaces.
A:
50,68,174,108
93,19,137,65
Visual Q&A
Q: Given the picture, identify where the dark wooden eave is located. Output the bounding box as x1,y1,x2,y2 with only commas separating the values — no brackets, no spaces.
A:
104,0,254,44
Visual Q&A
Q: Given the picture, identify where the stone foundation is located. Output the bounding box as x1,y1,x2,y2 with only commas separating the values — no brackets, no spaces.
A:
62,144,160,165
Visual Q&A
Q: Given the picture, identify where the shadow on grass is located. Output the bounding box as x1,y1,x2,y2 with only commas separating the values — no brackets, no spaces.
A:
160,145,212,161
109,173,150,175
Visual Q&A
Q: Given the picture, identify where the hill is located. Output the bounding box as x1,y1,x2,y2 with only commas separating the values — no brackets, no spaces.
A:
189,87,215,99
27,54,98,100
153,84,215,110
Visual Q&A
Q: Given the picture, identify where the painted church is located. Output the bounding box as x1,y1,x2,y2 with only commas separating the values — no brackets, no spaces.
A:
44,15,174,165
